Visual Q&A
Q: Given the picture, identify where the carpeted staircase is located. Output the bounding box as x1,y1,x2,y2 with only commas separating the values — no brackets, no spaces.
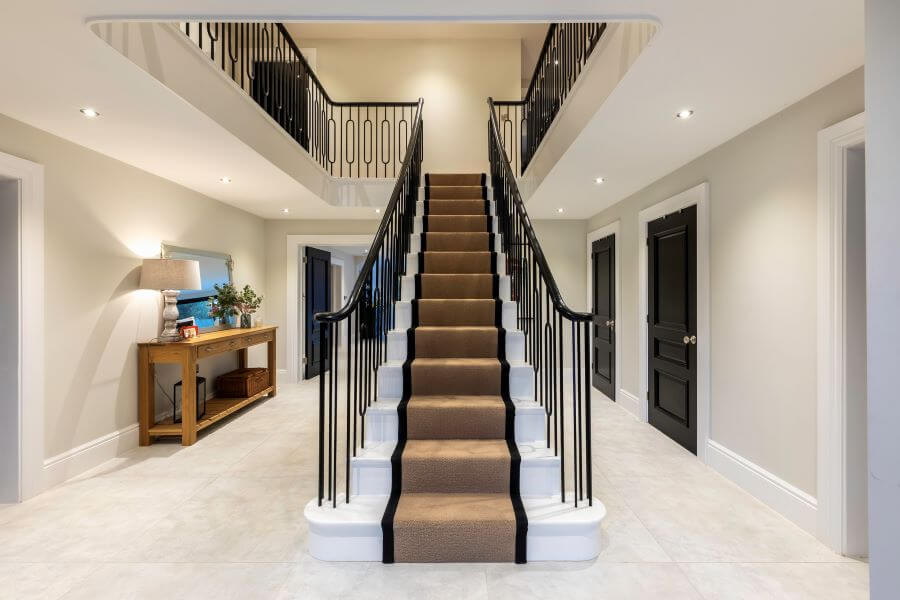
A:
381,173,527,563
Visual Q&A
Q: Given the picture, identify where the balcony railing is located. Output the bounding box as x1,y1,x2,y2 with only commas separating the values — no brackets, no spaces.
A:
494,22,607,176
183,22,419,178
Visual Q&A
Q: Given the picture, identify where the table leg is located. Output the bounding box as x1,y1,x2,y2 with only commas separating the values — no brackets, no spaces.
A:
268,333,277,397
181,352,198,446
138,346,154,446
238,347,248,369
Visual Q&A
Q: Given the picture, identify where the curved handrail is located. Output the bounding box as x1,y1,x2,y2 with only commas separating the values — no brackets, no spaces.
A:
487,97,591,323
316,97,424,324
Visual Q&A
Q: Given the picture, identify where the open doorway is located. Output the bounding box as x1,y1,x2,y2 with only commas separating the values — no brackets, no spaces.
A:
0,177,19,502
298,243,368,380
817,113,867,558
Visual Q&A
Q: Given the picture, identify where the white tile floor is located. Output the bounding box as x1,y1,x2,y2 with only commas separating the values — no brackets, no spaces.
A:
0,380,868,599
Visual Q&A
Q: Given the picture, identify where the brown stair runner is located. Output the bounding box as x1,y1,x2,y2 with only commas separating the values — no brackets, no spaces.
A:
382,173,527,564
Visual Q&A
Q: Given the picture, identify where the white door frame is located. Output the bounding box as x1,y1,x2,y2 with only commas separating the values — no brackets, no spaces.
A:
586,221,621,404
816,112,866,554
0,151,45,501
638,182,711,463
286,234,372,383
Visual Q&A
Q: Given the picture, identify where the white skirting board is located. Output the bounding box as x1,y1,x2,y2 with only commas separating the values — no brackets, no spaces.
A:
42,423,139,490
706,439,817,535
616,389,642,420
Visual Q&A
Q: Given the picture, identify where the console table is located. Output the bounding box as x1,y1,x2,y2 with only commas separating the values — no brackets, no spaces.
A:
138,326,277,446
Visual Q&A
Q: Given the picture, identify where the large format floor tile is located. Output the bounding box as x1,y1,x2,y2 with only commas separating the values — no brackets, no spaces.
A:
0,379,868,599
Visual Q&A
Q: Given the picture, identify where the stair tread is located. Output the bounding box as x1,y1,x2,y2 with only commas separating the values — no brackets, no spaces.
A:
412,357,499,367
408,394,504,407
404,438,508,458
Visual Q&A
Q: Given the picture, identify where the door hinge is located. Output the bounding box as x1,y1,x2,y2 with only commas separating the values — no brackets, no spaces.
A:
302,356,307,365
302,257,308,264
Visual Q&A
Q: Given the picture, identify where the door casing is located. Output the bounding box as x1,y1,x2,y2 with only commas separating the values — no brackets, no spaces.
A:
638,183,710,463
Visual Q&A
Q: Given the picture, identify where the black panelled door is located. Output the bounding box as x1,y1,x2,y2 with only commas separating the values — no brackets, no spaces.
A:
304,246,331,379
591,234,616,400
647,206,698,454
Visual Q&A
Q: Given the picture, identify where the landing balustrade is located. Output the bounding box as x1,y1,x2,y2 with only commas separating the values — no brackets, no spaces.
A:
182,22,418,178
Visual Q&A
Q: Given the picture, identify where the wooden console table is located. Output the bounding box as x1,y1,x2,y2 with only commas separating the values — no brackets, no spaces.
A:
138,326,277,446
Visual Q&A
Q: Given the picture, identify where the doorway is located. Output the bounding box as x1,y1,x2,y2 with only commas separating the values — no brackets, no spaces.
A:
647,206,698,454
817,113,867,557
638,183,710,461
591,234,616,400
304,246,332,379
0,178,19,502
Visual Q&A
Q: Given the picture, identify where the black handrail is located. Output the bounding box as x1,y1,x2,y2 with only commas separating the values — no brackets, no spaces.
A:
313,98,424,507
494,22,607,175
182,22,419,178
488,96,593,507
488,99,590,322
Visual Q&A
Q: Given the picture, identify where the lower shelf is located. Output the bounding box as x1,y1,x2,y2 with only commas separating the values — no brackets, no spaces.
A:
148,386,274,437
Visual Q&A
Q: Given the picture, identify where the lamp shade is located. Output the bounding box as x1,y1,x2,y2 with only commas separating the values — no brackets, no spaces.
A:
139,258,202,291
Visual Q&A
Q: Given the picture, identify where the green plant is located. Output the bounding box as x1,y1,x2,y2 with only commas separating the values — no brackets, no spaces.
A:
238,284,263,315
208,282,240,320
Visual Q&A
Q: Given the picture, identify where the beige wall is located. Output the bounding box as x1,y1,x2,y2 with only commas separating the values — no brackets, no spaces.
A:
0,113,266,461
532,220,589,313
293,38,521,174
586,68,864,495
264,219,378,371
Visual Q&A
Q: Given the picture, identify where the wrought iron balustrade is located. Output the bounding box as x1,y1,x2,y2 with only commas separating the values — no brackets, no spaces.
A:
488,97,594,506
182,22,419,178
494,22,607,176
313,99,423,506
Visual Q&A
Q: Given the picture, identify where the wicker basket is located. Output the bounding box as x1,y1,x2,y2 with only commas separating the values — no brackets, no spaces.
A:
217,368,269,398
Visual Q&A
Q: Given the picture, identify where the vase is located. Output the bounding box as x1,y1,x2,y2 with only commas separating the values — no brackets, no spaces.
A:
240,313,252,328
219,315,234,329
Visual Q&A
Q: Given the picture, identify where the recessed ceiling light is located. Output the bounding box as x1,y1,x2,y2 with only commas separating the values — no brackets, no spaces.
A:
219,176,232,184
375,208,381,214
557,208,564,214
553,59,559,66
79,107,100,118
281,208,290,214
594,176,605,184
676,109,694,120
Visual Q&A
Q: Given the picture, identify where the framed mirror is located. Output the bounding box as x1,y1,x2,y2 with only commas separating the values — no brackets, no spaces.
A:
162,244,233,330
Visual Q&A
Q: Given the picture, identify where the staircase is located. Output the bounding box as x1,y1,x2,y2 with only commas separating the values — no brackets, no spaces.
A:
304,164,605,562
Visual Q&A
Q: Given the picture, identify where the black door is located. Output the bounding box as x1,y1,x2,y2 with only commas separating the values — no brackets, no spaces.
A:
591,234,616,400
647,206,697,454
304,246,331,379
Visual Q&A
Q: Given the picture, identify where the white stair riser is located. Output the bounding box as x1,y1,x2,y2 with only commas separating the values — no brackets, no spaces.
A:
365,398,545,445
394,300,518,331
400,274,510,301
414,216,499,235
377,362,533,400
304,494,606,562
410,232,503,253
385,328,524,362
405,251,507,276
350,448,560,497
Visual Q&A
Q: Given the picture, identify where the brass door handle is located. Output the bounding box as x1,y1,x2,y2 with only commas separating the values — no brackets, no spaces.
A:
683,335,697,345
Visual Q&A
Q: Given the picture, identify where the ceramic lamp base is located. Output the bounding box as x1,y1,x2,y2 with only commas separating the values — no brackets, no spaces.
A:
159,289,181,342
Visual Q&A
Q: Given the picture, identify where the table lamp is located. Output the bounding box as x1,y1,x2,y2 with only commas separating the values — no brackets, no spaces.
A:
140,258,202,342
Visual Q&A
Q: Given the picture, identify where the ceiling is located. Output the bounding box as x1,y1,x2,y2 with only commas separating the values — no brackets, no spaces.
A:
0,1,864,221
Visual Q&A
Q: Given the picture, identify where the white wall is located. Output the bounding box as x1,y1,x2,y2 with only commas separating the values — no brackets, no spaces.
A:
865,0,900,595
293,38,522,174
265,219,378,371
0,113,266,482
586,68,864,498
0,179,19,501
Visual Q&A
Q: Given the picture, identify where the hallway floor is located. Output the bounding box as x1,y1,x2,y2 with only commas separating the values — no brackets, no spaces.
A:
0,380,868,599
